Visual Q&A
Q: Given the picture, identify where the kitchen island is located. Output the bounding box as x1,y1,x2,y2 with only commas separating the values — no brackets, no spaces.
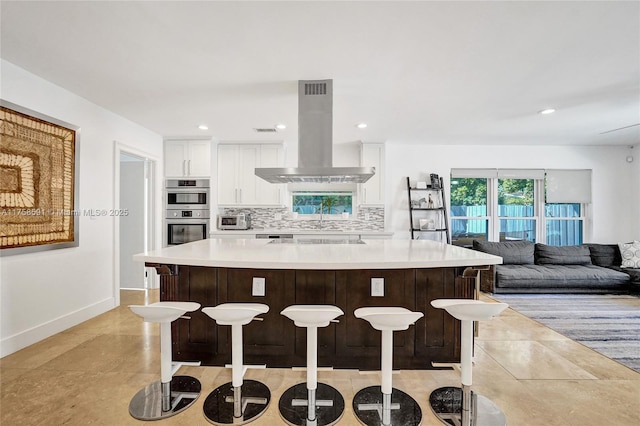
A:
135,238,501,370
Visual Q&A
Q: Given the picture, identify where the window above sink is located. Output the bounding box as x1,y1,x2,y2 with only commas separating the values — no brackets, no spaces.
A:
288,182,356,218
291,190,353,217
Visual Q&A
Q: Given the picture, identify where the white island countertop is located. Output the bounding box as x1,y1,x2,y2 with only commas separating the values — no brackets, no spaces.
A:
134,238,502,270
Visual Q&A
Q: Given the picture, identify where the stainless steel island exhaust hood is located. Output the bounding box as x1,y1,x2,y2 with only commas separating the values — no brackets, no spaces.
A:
255,80,375,184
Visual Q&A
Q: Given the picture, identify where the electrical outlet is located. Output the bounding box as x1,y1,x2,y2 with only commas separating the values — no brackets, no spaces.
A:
371,278,384,297
252,277,266,296
364,212,370,221
274,213,282,221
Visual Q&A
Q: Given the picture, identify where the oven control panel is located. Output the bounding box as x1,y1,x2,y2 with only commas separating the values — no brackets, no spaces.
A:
166,209,210,219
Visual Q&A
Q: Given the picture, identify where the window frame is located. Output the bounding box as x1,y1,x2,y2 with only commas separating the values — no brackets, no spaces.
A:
449,170,590,246
543,202,587,246
290,190,355,220
450,177,492,244
492,177,540,243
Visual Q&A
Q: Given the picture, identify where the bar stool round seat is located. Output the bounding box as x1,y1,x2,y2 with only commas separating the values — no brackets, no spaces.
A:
353,307,424,426
279,305,345,426
429,299,508,426
128,301,202,421
202,303,271,425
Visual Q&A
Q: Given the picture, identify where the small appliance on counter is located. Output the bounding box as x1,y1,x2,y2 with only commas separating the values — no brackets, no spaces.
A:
218,213,251,230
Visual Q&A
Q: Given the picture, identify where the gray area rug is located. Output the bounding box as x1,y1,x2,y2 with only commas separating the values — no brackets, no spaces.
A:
490,294,640,373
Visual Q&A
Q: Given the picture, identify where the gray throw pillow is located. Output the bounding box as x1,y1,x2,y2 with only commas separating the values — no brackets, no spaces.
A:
473,240,534,264
535,244,592,265
585,243,621,267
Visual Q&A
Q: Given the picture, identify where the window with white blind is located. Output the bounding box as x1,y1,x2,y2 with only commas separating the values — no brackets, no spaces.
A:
544,169,591,246
450,169,590,247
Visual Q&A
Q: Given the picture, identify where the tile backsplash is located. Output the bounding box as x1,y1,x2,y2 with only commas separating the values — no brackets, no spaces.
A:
221,207,384,231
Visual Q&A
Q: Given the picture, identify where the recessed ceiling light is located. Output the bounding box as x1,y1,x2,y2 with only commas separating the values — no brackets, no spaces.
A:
356,123,368,129
538,108,556,115
275,123,287,130
198,124,209,130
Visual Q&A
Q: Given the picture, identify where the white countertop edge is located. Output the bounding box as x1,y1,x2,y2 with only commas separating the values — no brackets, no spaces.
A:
135,238,502,270
135,256,500,270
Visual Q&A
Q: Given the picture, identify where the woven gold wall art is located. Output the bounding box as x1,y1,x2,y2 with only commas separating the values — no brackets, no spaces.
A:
1,102,79,254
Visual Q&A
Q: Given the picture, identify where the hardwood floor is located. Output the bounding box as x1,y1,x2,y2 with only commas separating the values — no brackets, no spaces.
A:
1,289,639,425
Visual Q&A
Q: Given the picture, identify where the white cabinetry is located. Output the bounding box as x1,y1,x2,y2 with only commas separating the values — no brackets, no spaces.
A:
257,144,284,205
359,142,385,205
217,144,241,204
217,143,284,206
165,140,211,177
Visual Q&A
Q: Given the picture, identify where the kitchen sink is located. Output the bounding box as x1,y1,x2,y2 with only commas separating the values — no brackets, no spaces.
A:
269,238,366,245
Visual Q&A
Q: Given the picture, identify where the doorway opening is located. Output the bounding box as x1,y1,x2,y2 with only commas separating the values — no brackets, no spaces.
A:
114,143,159,306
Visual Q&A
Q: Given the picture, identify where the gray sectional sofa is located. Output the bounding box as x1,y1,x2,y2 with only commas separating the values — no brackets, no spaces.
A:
474,240,640,294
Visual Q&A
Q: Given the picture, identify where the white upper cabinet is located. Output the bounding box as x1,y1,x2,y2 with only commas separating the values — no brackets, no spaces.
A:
165,140,212,177
257,144,284,205
217,144,241,205
237,145,259,205
217,143,284,206
359,142,385,206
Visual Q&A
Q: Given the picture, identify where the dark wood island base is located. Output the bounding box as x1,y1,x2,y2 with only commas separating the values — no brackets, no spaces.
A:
149,264,478,371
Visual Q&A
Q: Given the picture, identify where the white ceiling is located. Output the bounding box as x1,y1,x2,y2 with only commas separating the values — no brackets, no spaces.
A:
1,1,639,146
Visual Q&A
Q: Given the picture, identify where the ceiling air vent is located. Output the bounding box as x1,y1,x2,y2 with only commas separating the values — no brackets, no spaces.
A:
253,127,278,133
304,82,327,95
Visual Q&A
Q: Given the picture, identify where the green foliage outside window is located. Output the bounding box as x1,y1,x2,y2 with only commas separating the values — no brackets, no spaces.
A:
450,178,533,206
498,179,534,205
450,178,487,207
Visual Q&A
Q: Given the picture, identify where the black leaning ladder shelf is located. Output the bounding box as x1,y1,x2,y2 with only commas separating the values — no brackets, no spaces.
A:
407,176,451,243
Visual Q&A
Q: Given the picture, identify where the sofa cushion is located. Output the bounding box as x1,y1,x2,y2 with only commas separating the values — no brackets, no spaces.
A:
585,243,622,267
473,240,534,265
495,264,630,288
535,244,592,265
627,269,640,286
607,265,640,286
619,241,640,269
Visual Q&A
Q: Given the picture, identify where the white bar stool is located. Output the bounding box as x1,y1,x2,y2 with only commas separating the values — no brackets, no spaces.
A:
201,303,271,425
353,307,424,426
429,299,508,426
128,301,202,421
278,305,345,426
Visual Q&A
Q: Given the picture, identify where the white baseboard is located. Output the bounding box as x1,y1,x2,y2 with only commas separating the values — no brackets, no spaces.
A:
0,297,115,358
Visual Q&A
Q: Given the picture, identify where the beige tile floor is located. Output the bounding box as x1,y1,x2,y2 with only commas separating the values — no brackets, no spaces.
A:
2,289,639,425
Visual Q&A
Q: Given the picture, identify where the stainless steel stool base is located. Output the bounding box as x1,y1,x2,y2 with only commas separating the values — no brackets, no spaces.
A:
353,385,422,426
429,386,507,426
203,379,270,425
279,382,345,426
128,375,201,421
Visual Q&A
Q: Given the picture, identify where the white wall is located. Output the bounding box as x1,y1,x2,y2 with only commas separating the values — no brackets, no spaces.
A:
281,139,639,242
630,146,640,238
119,160,145,289
385,144,640,243
0,60,163,356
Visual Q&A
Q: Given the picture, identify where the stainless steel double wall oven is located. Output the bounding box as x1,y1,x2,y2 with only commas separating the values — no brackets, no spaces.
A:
165,179,210,246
